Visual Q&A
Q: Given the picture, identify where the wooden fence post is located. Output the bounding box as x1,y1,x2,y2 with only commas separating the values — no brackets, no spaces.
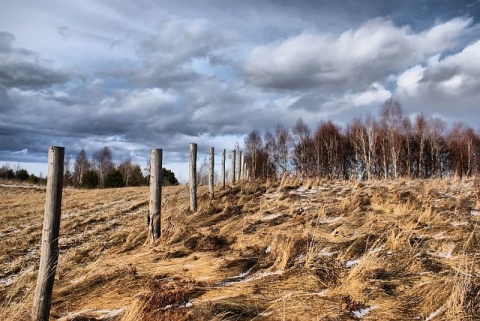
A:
209,147,214,198
237,151,242,183
149,149,162,241
221,149,226,189
190,143,197,212
32,146,64,321
231,150,236,185
242,159,247,181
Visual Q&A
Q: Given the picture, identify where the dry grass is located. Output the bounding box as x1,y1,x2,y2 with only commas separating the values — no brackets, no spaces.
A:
1,178,480,320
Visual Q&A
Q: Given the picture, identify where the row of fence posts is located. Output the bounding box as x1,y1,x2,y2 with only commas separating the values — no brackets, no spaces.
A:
32,144,248,320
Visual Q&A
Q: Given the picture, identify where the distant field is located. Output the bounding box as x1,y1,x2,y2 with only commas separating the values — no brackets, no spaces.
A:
1,178,479,320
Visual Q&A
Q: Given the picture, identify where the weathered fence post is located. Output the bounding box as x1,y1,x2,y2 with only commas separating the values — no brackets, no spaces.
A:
190,143,197,212
221,149,226,189
32,146,64,321
237,151,242,183
242,159,247,181
231,150,236,184
149,149,162,241
209,147,214,198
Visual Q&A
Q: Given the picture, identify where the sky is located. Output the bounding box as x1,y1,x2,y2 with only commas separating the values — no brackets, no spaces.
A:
1,0,480,179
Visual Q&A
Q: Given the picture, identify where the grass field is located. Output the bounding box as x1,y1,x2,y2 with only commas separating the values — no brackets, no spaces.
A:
1,177,480,320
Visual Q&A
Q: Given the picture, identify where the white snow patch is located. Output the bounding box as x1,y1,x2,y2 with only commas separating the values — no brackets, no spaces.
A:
219,270,284,286
262,213,283,221
319,216,343,225
425,306,445,320
228,266,254,280
162,302,193,310
0,276,14,286
435,244,455,259
58,308,125,321
451,221,468,227
319,248,337,257
258,311,273,317
352,306,376,318
471,210,480,216
346,258,361,268
369,247,383,255
265,246,272,254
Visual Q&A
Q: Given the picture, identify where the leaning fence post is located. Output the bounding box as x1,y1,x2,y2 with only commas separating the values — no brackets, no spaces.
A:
209,147,214,198
149,149,162,241
190,143,197,212
231,150,236,185
221,149,226,189
32,146,64,321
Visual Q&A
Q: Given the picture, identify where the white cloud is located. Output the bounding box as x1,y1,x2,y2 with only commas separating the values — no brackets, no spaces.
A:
395,40,480,122
244,17,473,91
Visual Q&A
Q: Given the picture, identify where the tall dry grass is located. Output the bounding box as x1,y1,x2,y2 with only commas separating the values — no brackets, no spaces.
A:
1,178,479,320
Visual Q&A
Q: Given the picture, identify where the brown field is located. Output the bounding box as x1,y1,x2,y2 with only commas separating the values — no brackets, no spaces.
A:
1,177,480,320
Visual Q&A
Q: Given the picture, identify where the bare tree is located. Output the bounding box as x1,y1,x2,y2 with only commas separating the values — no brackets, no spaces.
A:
73,149,90,187
119,157,134,186
414,114,428,178
92,147,114,188
244,129,263,179
292,118,312,176
380,98,404,179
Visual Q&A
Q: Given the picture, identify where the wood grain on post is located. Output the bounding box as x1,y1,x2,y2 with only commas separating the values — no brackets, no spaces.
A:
209,147,214,198
221,149,226,189
231,150,236,185
243,159,246,181
32,146,64,321
237,151,242,183
149,149,162,241
189,143,197,212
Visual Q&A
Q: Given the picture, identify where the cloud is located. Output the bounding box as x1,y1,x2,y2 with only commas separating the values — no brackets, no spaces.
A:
395,40,480,122
244,17,473,91
0,31,72,89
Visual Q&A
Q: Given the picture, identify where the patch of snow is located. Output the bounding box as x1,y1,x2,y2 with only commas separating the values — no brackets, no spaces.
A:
228,266,254,280
0,276,14,286
258,311,272,317
265,246,272,254
435,245,454,259
451,221,468,227
425,306,445,321
262,213,283,221
346,258,361,268
319,216,343,225
58,308,125,321
432,232,446,240
319,248,337,257
218,270,284,287
162,302,193,310
369,247,383,255
352,306,376,319
471,210,480,216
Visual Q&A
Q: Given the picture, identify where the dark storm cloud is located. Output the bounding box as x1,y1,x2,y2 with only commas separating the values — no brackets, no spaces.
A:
1,0,480,175
0,32,72,89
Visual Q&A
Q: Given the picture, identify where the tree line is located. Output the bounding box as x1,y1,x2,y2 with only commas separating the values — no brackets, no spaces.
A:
68,147,178,188
243,99,480,181
0,147,179,188
0,165,46,184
